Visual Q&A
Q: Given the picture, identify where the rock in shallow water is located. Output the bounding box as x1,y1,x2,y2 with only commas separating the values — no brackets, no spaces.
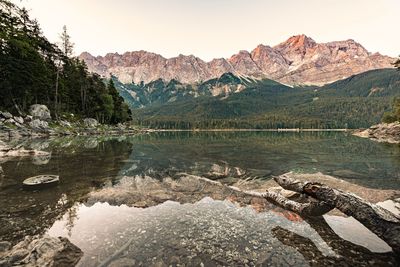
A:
0,235,82,267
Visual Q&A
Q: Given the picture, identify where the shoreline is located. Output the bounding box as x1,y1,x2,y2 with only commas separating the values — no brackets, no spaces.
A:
148,128,350,132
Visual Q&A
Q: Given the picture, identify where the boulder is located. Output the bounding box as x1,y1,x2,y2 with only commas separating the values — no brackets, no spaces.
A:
0,235,83,267
13,116,24,124
29,104,51,121
353,122,400,144
83,118,99,128
29,119,49,130
0,111,12,119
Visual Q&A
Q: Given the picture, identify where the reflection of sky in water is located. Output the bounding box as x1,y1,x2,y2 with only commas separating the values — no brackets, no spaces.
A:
46,197,393,266
1,132,399,265
48,198,337,266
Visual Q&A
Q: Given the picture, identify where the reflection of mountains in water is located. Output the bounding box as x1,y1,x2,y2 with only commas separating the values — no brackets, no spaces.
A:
50,173,398,266
118,132,400,189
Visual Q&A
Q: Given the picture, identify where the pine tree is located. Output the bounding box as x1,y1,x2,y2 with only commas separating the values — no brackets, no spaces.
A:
393,56,400,70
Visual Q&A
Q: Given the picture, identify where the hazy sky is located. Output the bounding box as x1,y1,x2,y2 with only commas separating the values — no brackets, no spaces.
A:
11,0,400,60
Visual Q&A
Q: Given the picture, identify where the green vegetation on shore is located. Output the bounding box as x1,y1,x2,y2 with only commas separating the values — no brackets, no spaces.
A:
381,57,400,123
382,98,400,123
0,0,130,124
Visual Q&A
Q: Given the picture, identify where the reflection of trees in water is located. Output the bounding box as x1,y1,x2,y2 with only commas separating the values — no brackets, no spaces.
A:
0,136,134,244
65,205,79,237
119,132,400,189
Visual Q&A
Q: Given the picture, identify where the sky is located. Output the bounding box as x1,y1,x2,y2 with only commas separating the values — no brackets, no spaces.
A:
11,0,400,61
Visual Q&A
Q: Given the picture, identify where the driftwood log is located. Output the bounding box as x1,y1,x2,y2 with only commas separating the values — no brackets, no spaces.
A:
270,174,400,255
179,173,400,254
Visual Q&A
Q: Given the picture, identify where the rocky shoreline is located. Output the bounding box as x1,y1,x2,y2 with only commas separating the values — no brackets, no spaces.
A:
353,122,400,144
0,105,146,140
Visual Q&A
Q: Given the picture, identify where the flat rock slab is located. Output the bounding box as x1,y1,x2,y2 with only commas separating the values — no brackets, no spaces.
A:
0,235,82,267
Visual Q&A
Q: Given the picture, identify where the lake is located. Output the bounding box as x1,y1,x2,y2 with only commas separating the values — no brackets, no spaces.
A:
0,132,399,266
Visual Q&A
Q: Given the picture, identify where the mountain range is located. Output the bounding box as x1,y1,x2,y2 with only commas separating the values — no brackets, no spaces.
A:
79,34,394,86
130,68,400,129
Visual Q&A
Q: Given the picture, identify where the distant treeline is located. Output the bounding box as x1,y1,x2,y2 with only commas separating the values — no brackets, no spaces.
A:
133,68,400,129
0,0,130,123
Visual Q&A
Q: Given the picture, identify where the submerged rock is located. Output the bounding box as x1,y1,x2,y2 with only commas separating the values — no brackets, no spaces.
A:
107,257,136,267
353,122,400,143
31,153,52,165
0,235,82,267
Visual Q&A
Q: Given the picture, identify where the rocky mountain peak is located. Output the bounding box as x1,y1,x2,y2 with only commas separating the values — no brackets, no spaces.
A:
79,35,394,86
278,34,317,50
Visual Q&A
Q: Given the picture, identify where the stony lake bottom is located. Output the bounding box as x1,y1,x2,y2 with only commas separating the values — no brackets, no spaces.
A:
1,131,399,266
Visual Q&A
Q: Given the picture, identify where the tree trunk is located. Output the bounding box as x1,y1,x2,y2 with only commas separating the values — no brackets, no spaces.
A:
273,174,400,254
55,69,59,120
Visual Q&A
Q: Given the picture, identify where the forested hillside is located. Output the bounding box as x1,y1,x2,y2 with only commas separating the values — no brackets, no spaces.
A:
131,69,400,129
0,0,130,124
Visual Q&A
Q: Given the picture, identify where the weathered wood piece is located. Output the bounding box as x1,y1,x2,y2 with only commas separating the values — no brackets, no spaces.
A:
273,174,400,254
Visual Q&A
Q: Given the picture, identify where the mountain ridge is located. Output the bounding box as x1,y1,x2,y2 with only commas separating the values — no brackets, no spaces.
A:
79,34,394,86
130,68,400,129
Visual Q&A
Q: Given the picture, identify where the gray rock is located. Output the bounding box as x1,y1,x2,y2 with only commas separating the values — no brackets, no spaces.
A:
13,116,24,124
29,104,51,121
29,119,49,130
354,122,400,144
0,111,12,119
83,118,99,128
1,235,82,267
